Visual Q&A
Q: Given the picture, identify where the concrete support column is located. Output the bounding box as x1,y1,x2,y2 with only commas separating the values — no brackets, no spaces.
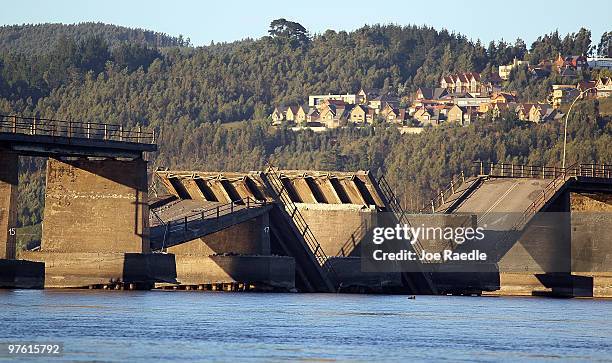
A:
0,152,18,259
41,157,149,253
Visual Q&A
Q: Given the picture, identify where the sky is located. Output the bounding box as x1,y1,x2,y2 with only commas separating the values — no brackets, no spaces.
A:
1,0,611,47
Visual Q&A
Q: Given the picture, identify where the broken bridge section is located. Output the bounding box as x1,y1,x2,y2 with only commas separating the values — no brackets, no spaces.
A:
153,168,429,293
421,162,612,297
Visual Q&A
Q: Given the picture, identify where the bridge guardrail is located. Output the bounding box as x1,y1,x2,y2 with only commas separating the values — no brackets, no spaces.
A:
155,197,267,250
264,166,338,285
0,114,155,144
376,173,438,293
473,161,568,179
473,161,612,179
569,163,612,178
418,171,469,213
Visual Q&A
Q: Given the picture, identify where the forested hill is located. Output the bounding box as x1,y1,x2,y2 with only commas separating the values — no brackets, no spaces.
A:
1,21,611,233
0,22,187,55
0,22,600,124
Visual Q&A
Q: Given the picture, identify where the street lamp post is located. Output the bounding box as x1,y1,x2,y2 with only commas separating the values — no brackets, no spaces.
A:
562,86,597,169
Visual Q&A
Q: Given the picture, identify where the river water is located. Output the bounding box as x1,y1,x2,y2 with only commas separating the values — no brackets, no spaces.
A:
1,290,611,362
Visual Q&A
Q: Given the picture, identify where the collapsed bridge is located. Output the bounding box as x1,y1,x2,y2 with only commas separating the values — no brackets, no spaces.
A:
151,168,435,293
419,161,612,297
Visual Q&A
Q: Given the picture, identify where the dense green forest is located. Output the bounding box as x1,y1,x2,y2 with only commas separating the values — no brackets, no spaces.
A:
0,22,611,233
0,22,187,54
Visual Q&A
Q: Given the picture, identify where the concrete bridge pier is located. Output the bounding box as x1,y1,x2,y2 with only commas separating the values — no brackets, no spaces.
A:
0,152,45,288
22,157,176,288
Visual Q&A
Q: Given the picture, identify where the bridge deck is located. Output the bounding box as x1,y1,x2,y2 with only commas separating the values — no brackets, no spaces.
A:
454,178,552,230
0,115,156,158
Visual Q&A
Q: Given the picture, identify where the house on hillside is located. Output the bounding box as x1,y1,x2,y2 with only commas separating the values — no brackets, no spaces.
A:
349,104,369,124
516,103,534,121
415,87,449,100
271,106,288,125
490,102,518,119
368,94,399,113
441,72,500,95
380,104,407,124
307,108,321,123
285,106,299,122
455,95,491,107
558,66,577,78
319,102,353,128
587,57,612,70
357,88,385,104
295,105,309,125
555,53,588,71
490,92,517,104
577,81,597,97
309,93,359,107
530,66,551,78
447,105,476,126
413,107,432,125
551,85,579,109
499,58,529,80
414,107,445,126
528,104,559,123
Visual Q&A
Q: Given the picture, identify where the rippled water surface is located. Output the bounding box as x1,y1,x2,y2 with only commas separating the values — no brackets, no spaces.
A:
1,290,612,362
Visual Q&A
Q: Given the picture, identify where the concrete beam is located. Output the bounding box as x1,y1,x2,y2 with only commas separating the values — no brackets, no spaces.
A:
337,179,368,205
166,177,190,199
206,179,233,203
355,174,385,208
233,179,256,201
316,178,343,204
290,177,317,204
0,152,18,259
280,177,302,203
183,179,207,201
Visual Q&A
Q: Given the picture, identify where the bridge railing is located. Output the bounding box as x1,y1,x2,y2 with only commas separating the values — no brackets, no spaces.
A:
473,161,568,179
519,163,578,229
164,197,267,235
153,197,267,251
492,162,577,259
473,161,612,179
418,171,468,213
569,164,612,178
264,166,338,285
0,114,155,144
377,174,427,257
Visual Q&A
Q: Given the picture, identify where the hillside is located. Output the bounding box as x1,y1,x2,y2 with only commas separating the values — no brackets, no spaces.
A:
0,22,186,55
0,21,610,232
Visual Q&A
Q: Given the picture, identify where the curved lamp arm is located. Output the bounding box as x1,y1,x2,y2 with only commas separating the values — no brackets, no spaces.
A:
562,86,597,169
